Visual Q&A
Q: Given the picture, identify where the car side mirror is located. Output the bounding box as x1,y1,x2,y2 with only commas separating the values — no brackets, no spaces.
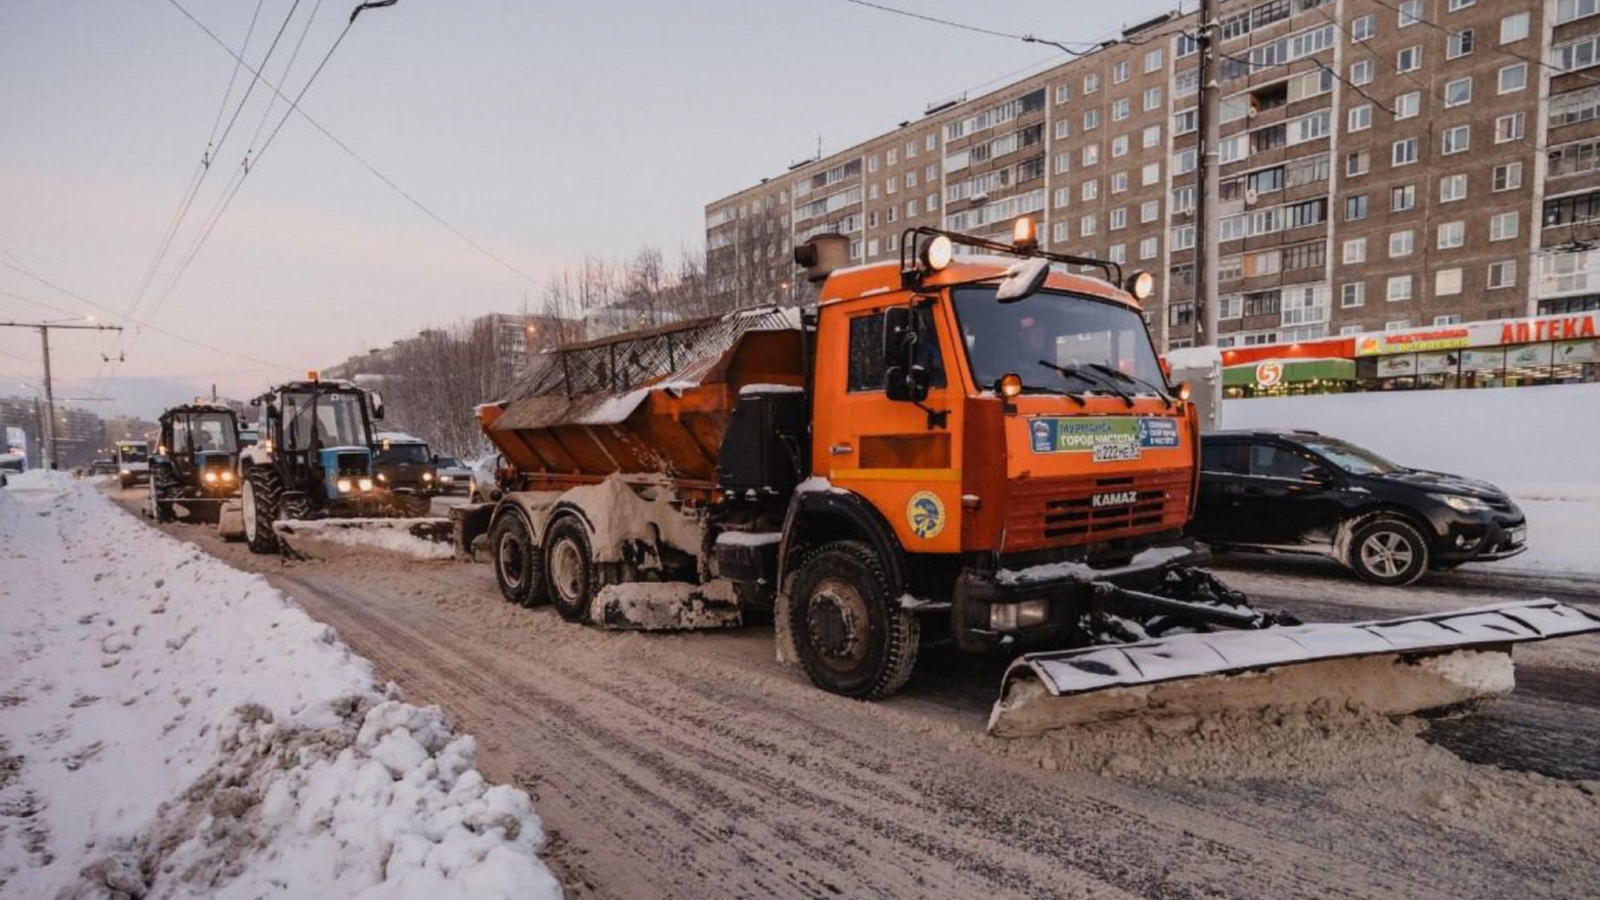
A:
885,364,931,404
1305,465,1335,484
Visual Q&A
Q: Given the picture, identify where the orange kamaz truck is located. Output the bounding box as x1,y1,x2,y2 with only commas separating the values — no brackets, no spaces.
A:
462,221,1598,735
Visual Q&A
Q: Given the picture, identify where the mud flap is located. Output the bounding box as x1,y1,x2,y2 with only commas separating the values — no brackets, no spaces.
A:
272,518,455,561
988,600,1600,738
217,500,246,541
591,581,744,631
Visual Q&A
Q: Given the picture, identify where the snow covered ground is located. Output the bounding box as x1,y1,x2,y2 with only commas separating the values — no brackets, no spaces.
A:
1222,384,1600,576
0,472,562,899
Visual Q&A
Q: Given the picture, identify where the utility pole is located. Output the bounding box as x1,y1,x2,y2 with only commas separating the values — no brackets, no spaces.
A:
1195,0,1221,347
1,321,124,469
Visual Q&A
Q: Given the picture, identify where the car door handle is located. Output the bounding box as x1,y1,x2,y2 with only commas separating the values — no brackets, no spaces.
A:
830,443,854,455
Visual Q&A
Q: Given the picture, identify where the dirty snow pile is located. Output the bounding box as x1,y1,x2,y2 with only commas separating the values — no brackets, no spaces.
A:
276,517,456,561
0,472,562,900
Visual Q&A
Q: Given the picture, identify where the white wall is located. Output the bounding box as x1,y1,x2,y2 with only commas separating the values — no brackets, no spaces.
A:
1219,383,1600,498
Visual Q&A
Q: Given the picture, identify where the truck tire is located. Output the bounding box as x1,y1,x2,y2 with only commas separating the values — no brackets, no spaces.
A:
544,516,597,623
1347,517,1430,586
150,462,177,523
491,511,547,608
242,468,283,554
788,540,920,700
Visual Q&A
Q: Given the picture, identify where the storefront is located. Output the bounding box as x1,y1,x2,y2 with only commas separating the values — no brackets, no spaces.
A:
1354,312,1600,391
1218,338,1359,398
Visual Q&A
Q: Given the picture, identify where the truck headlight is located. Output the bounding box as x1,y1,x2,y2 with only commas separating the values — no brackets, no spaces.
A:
358,478,374,492
1429,493,1492,514
989,599,1050,631
337,478,353,493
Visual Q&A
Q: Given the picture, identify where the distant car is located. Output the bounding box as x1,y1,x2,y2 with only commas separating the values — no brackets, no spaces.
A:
432,455,472,494
373,432,437,515
1192,430,1527,586
467,453,504,504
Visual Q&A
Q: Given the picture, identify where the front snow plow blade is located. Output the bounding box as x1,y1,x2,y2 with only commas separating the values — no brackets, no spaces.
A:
989,600,1600,738
273,517,455,561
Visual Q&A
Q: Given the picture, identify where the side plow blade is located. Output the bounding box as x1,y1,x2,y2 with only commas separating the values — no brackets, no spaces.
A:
989,600,1600,738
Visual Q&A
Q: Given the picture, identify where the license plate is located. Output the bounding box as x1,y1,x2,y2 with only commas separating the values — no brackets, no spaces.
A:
1092,443,1142,463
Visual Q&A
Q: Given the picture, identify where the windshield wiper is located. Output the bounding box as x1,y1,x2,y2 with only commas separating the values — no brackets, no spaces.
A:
1087,363,1174,409
1040,361,1134,408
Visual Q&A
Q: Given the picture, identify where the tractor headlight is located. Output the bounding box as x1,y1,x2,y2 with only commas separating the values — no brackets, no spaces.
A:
377,472,388,482
989,599,1050,631
337,478,353,493
203,470,218,484
358,478,374,492
422,472,434,482
222,470,235,483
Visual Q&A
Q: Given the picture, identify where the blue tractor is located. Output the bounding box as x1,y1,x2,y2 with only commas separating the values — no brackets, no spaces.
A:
148,402,242,524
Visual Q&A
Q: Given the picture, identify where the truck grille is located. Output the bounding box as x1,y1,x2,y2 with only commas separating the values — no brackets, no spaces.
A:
1002,469,1191,553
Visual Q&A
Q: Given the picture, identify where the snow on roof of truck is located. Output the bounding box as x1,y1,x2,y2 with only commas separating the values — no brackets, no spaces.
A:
491,305,799,430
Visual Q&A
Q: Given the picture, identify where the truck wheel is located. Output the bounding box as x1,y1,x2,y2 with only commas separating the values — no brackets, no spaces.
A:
544,516,597,623
242,468,283,554
788,540,920,700
491,512,547,608
1347,517,1430,586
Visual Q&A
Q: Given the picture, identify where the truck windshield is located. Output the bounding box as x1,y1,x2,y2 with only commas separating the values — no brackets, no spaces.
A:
951,286,1166,395
379,443,430,464
118,445,149,463
172,413,238,454
282,391,369,451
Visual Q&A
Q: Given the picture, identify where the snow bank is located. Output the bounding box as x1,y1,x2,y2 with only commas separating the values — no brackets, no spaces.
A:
276,518,456,561
0,479,561,899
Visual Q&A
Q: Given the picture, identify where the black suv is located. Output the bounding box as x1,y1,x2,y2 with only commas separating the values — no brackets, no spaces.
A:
1192,430,1526,586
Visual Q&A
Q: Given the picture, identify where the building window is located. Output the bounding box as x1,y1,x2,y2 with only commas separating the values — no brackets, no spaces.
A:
1112,135,1129,157
1113,61,1130,84
1346,194,1369,220
1549,138,1600,179
1081,213,1097,236
1351,59,1374,85
1399,0,1422,27
1347,150,1370,176
1552,86,1600,126
1169,302,1195,327
1442,125,1470,155
1141,199,1160,222
1352,14,1376,41
1390,230,1415,258
1440,173,1468,202
1111,171,1129,193
927,193,939,211
1083,143,1100,165
1054,152,1072,175
1392,183,1417,211
1436,269,1463,297
1397,46,1421,72
1386,320,1414,331
1344,238,1367,263
1496,113,1525,143
1140,236,1159,260
1142,162,1160,186
1493,161,1522,191
1438,221,1465,249
1491,211,1518,240
1393,138,1419,166
1499,63,1527,93
1342,283,1366,308
1145,47,1164,73
1447,29,1474,60
1054,186,1071,208
1558,0,1600,26
1110,207,1128,230
1084,72,1100,93
1387,275,1414,302
1055,119,1072,140
1488,260,1517,289
887,148,897,166
1445,77,1472,108
1082,179,1099,201
906,199,919,217
1084,109,1101,130
1555,34,1600,73
1395,91,1421,119
1448,0,1475,10
1055,84,1071,104
1502,12,1530,44
1435,314,1462,325
1111,98,1130,122
1143,124,1162,148
1052,221,1070,243
906,170,918,188
1349,105,1372,132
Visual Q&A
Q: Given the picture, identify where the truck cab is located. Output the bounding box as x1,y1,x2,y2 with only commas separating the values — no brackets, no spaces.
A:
115,440,151,489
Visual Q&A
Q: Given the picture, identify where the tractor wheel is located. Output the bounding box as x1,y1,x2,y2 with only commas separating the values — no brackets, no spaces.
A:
543,516,598,623
490,511,547,608
1347,517,1430,587
242,467,284,554
787,540,920,700
149,462,178,523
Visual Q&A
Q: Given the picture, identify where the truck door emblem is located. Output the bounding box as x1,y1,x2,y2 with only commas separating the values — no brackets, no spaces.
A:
907,490,946,539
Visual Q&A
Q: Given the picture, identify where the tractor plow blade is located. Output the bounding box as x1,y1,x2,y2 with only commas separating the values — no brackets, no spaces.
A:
988,600,1600,738
273,517,455,561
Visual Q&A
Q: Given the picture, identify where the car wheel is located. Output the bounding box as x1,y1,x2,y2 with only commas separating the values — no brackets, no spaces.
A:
544,516,597,623
1347,517,1430,586
787,540,920,700
490,511,547,608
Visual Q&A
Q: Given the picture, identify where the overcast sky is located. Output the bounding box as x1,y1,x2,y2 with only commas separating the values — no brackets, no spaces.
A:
1,0,1182,417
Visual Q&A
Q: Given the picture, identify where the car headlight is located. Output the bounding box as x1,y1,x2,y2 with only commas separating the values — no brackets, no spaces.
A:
439,475,453,483
120,469,130,477
1429,493,1492,513
989,598,1050,631
423,472,434,482
358,478,374,492
337,478,353,493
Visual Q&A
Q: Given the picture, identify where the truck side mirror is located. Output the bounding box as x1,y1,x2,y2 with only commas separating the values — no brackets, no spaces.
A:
370,391,385,421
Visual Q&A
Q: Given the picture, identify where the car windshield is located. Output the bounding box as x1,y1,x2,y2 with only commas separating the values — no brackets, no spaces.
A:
171,413,238,454
950,285,1166,394
282,390,369,451
438,457,465,468
379,443,430,464
1296,436,1405,475
118,445,149,463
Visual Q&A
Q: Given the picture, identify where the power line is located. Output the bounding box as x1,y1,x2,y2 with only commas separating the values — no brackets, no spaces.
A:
163,0,546,290
834,0,1105,55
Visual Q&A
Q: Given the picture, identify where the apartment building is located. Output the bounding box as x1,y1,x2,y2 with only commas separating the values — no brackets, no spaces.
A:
705,0,1600,350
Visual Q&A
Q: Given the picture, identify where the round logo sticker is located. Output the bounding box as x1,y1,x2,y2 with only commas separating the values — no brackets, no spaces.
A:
1255,360,1284,388
907,490,946,540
